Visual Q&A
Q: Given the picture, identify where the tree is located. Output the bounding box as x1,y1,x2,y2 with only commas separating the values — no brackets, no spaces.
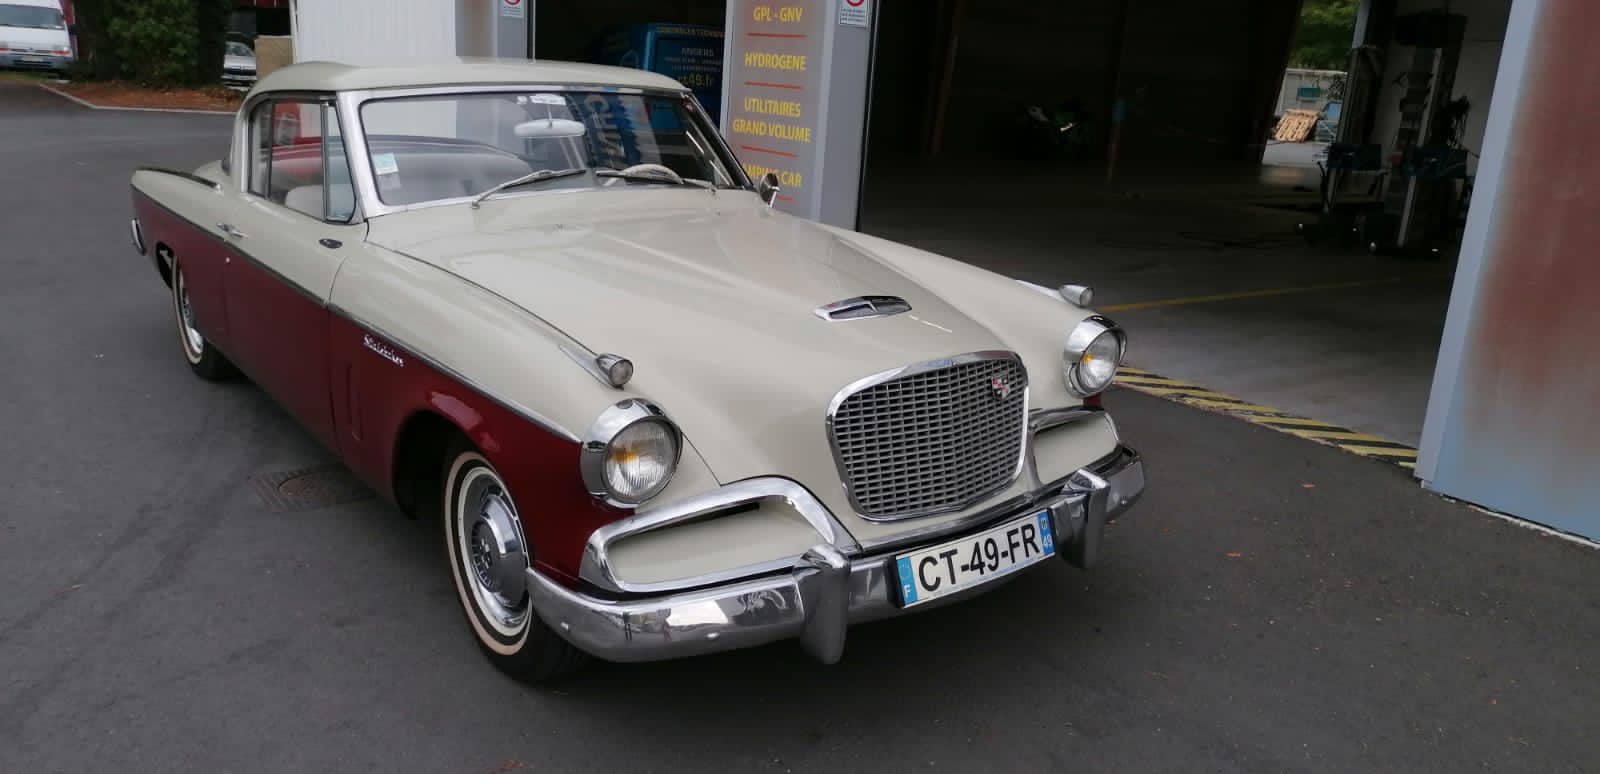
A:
1290,0,1359,71
71,0,233,86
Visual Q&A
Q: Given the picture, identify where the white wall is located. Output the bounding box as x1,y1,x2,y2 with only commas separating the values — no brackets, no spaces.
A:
293,0,457,64
1370,0,1511,175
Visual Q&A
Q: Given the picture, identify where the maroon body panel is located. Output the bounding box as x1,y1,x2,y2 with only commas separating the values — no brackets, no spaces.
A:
328,315,619,585
220,246,339,450
133,183,617,584
132,190,230,347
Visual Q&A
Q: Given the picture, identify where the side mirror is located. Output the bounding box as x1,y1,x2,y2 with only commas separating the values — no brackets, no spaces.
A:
757,172,781,207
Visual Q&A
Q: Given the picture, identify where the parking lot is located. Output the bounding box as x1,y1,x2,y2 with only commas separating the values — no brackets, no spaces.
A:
3,82,1597,772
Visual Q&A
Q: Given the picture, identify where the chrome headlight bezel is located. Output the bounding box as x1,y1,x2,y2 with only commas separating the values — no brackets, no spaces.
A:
580,399,683,509
1063,315,1126,397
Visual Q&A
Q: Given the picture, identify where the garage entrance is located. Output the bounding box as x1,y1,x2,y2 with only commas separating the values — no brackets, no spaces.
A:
854,0,1512,451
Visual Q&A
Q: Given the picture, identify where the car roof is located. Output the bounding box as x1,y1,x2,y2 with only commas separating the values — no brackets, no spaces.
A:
248,58,688,97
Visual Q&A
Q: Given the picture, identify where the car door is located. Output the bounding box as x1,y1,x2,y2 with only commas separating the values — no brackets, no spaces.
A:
217,95,362,449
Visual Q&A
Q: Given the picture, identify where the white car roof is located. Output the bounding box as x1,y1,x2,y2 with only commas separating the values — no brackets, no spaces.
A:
249,58,689,97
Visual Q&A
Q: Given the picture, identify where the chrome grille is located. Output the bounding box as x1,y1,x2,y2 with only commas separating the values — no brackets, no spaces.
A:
828,353,1028,520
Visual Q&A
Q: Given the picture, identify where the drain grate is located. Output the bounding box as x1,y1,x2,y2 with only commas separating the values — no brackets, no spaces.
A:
251,464,374,512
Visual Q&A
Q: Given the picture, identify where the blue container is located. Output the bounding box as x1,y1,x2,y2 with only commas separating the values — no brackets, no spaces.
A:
597,24,725,123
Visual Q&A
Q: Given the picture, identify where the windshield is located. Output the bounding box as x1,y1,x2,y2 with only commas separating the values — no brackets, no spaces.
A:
225,41,253,57
358,91,743,207
0,4,64,29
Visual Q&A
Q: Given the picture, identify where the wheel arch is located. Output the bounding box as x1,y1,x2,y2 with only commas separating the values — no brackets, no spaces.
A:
390,408,471,521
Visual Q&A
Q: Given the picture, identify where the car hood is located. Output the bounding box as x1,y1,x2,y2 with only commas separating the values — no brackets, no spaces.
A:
365,190,1026,542
224,54,255,69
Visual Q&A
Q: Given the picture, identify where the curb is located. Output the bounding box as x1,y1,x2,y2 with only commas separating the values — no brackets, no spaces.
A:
36,83,234,115
1114,365,1420,471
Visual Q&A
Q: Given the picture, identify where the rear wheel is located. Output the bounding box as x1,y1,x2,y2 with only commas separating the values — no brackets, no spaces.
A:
171,257,236,381
442,446,587,682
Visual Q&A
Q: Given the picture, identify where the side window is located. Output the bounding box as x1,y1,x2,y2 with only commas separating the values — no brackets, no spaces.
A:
248,98,356,223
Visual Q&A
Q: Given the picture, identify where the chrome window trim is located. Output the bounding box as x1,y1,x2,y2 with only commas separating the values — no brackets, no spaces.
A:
336,84,749,219
824,350,1031,522
578,476,861,595
579,399,683,509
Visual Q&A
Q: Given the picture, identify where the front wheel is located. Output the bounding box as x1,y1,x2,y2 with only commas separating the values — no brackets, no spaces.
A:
443,447,587,682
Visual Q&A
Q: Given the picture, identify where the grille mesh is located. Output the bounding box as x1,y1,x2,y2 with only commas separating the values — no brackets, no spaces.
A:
829,356,1028,519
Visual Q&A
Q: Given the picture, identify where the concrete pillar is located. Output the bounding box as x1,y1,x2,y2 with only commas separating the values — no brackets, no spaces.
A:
1418,0,1600,538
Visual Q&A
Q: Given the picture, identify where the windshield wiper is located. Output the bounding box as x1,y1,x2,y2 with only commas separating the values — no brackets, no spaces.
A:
470,167,588,209
595,167,716,192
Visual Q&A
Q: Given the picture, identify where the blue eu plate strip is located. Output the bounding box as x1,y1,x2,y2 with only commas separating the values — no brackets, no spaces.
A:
896,557,917,605
1037,512,1056,555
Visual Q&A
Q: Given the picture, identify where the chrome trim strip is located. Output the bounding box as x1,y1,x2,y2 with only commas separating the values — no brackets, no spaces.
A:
578,476,861,595
135,166,220,190
531,445,1145,664
326,302,581,443
824,351,1031,521
1029,405,1107,434
129,217,147,256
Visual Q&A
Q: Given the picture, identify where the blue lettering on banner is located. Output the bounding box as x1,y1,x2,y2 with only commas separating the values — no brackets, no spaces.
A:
897,557,918,604
1037,513,1056,555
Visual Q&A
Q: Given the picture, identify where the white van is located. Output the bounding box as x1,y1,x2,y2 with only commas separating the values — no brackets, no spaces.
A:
0,0,73,75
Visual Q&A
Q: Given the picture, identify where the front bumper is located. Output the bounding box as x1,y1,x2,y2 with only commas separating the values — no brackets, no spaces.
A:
0,52,71,71
528,444,1144,664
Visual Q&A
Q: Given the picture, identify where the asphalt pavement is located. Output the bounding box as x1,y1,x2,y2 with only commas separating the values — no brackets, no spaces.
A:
3,81,1597,773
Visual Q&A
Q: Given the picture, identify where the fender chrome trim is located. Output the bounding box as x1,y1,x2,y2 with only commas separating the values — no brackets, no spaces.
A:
578,476,861,595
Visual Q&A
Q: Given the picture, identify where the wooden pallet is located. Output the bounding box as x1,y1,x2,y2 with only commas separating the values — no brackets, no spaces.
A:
1273,109,1320,142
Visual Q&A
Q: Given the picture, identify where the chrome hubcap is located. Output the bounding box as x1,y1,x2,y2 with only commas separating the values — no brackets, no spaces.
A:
462,477,529,630
177,273,204,355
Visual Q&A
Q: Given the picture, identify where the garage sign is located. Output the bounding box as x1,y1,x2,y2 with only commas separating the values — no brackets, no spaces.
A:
500,0,524,18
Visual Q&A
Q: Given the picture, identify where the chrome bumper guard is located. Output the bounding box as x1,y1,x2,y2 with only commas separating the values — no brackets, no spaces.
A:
527,444,1144,664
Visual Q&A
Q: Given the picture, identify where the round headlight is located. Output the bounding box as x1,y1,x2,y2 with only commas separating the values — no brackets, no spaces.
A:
581,400,682,507
604,419,678,503
1064,316,1125,397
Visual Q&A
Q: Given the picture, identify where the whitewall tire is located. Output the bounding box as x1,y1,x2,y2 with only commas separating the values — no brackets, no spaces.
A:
442,447,586,682
170,257,236,381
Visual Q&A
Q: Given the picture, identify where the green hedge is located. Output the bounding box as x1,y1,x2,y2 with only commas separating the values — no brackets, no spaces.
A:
72,0,233,86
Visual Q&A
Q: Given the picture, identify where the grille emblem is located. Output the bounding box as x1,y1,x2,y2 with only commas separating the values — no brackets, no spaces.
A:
990,377,1013,399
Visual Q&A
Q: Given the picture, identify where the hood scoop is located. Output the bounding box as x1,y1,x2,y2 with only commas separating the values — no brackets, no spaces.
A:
814,295,913,322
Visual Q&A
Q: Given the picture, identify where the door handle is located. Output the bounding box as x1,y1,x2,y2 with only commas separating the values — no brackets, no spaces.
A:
217,223,247,240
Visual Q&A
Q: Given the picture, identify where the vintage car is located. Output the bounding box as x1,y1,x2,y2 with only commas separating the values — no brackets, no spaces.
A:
129,60,1146,682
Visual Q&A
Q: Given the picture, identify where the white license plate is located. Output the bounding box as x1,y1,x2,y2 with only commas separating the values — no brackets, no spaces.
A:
894,511,1056,607
20,56,47,64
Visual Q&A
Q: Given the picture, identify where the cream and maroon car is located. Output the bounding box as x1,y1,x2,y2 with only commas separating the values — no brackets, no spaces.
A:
129,60,1145,682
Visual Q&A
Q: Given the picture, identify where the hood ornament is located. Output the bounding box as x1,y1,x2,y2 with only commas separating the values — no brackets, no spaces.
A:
814,295,912,322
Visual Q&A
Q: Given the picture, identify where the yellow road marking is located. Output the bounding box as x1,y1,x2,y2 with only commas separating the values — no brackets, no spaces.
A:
1340,445,1419,458
1113,367,1422,470
1178,398,1288,414
1285,428,1397,444
1246,415,1342,428
1100,275,1446,313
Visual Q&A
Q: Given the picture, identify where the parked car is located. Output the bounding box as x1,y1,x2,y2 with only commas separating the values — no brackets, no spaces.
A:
222,39,256,87
0,0,73,75
128,60,1145,682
